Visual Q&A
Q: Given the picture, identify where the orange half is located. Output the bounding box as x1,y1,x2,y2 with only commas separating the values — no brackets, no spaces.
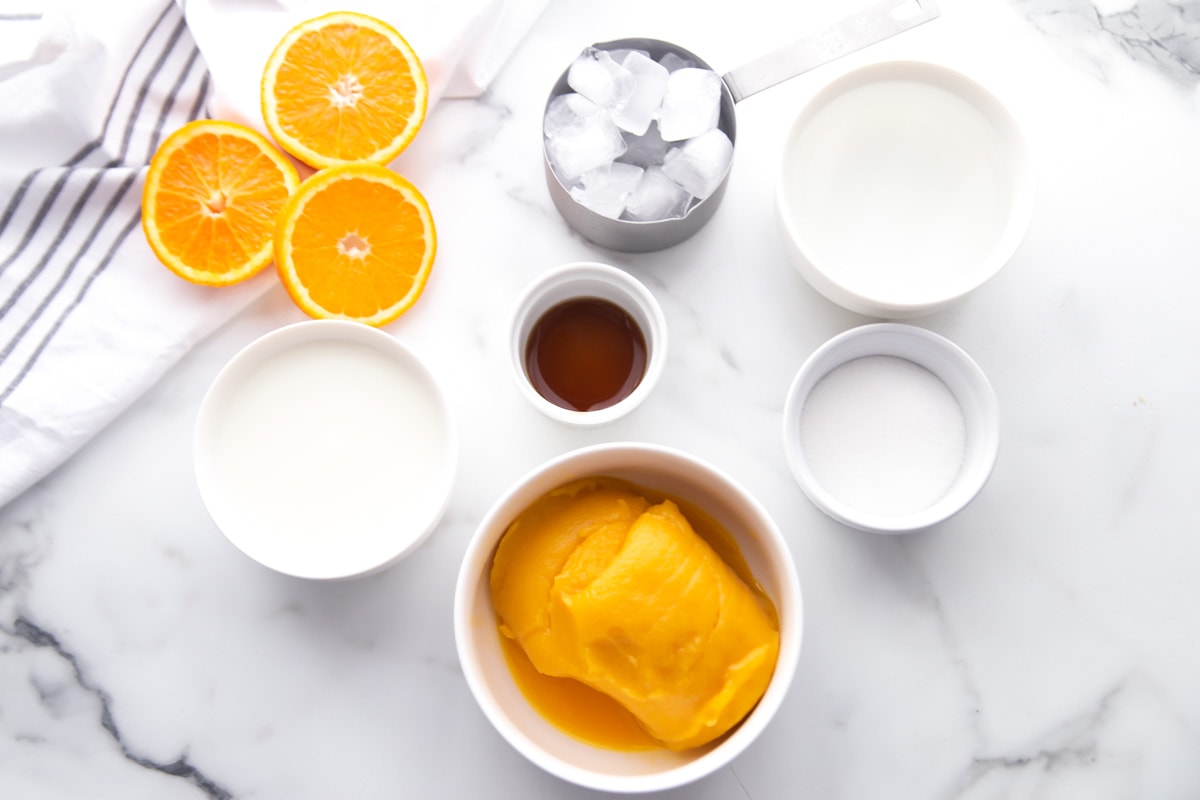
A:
275,163,437,326
261,11,429,169
141,119,300,286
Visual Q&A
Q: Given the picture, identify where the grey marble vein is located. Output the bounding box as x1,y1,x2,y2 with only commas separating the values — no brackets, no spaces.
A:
946,683,1122,797
1012,0,1200,84
10,616,235,800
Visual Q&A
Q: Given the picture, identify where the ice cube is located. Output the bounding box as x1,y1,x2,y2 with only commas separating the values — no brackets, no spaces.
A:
618,120,671,169
567,47,635,111
658,51,695,72
623,167,693,222
658,67,722,142
544,92,628,180
612,51,669,136
570,162,645,219
661,128,733,200
605,47,650,64
543,92,600,138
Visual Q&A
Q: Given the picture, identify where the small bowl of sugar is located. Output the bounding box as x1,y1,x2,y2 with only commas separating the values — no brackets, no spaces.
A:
782,323,998,533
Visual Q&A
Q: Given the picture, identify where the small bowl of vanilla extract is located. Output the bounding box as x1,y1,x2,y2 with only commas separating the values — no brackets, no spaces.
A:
510,261,667,425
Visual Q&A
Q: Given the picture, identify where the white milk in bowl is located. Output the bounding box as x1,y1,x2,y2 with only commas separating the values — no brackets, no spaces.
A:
778,61,1033,316
194,321,456,579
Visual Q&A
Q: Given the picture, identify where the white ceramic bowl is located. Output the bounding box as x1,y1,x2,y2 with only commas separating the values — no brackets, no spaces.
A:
510,262,667,425
782,323,999,533
194,320,456,579
453,442,802,793
777,60,1035,318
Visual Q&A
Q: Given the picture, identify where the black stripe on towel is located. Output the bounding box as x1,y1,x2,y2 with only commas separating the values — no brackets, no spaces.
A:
0,8,186,282
0,40,202,324
0,1,213,401
0,216,142,406
0,1,176,246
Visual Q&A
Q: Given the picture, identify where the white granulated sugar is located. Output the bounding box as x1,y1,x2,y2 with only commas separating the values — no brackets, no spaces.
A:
799,355,966,516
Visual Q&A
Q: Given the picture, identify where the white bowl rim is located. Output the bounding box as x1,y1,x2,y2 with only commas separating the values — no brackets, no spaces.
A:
453,441,802,792
509,262,668,426
776,59,1036,317
193,319,457,579
782,323,999,533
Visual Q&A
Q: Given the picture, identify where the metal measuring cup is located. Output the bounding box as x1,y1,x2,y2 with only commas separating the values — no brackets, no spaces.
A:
543,0,940,253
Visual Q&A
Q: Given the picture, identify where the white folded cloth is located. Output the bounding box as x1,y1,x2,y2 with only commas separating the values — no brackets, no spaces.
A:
0,0,546,509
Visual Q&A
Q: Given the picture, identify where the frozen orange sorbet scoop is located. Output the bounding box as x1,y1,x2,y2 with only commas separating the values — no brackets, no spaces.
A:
490,478,780,751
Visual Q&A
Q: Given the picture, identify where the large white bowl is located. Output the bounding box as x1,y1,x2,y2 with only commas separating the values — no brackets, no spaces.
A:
777,60,1035,318
194,320,456,580
453,442,802,793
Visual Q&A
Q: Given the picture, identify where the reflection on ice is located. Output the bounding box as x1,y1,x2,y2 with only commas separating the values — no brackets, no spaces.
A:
544,93,627,180
662,129,733,201
569,162,645,219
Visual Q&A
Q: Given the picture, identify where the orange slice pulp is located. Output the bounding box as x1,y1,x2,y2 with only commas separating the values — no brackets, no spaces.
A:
274,162,437,326
261,11,429,169
141,119,300,286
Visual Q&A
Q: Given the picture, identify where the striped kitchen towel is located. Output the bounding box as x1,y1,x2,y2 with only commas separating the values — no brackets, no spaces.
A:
0,0,546,509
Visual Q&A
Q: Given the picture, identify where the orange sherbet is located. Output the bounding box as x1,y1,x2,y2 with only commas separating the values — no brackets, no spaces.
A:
490,478,780,751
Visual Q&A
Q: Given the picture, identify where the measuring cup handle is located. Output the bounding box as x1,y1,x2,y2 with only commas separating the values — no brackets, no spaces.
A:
721,0,940,103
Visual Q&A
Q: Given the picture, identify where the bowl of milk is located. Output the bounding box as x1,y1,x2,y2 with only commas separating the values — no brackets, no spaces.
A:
194,320,456,579
782,323,998,533
777,60,1035,318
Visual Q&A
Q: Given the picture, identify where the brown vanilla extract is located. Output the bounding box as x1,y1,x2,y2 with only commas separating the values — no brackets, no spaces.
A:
524,297,647,412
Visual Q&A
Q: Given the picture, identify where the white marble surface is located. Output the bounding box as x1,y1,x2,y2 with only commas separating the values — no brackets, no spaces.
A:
3,0,1200,797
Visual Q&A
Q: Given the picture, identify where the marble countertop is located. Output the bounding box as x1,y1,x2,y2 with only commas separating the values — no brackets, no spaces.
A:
3,0,1200,797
